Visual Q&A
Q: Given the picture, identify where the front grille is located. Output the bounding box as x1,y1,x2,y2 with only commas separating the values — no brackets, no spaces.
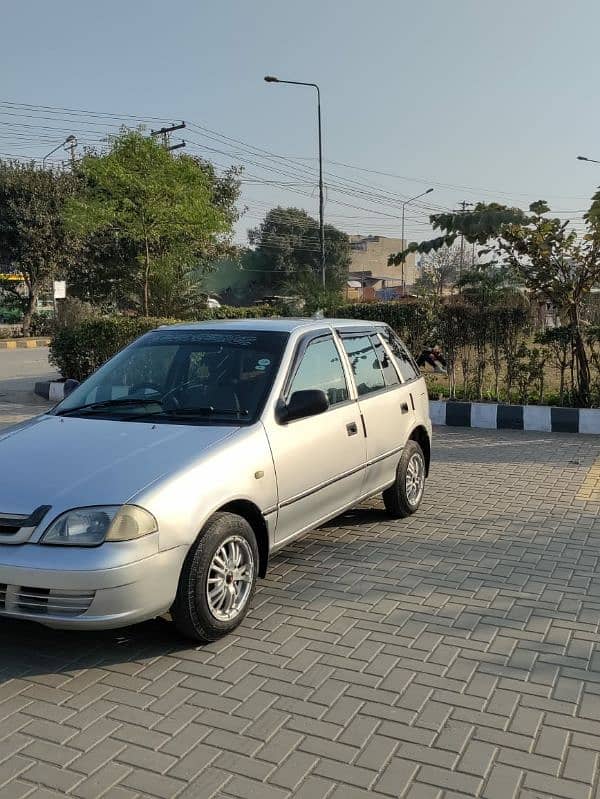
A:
0,524,20,536
0,584,95,617
0,506,51,545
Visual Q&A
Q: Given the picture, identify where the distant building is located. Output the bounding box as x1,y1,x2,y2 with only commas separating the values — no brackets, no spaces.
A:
346,235,418,300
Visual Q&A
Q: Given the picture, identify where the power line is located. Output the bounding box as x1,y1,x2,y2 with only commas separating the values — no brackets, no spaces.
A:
1,99,594,203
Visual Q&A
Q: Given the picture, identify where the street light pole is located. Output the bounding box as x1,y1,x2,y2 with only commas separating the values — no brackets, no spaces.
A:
42,135,77,169
264,75,326,287
400,188,434,294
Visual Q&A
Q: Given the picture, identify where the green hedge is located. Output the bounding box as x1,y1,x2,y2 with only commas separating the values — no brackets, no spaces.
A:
331,302,433,350
49,306,279,381
51,303,432,382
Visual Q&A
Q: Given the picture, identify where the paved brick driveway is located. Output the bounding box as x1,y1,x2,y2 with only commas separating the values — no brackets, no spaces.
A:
2,427,600,799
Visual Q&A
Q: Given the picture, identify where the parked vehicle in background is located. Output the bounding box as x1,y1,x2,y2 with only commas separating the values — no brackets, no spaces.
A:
0,319,431,641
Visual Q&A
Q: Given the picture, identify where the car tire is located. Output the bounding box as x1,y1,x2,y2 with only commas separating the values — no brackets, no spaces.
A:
382,440,426,518
171,512,259,642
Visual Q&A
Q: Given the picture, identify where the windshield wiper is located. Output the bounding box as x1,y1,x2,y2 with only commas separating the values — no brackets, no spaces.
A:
167,406,249,417
56,397,163,417
128,406,250,421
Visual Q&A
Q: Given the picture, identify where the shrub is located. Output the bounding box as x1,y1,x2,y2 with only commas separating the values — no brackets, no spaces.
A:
331,302,433,351
0,326,18,339
29,312,55,337
0,307,22,324
55,297,97,329
49,306,280,381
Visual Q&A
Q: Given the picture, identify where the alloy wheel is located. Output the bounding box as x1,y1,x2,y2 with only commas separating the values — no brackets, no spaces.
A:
206,535,254,622
405,452,425,506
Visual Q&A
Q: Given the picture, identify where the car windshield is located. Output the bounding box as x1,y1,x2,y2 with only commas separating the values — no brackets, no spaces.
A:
54,329,289,424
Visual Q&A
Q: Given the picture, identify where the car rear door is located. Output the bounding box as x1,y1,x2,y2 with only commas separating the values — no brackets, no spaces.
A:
338,329,413,496
265,331,366,545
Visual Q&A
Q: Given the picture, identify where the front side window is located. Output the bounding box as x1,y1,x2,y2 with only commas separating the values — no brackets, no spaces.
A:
54,329,289,425
380,327,420,382
288,336,349,406
341,335,385,396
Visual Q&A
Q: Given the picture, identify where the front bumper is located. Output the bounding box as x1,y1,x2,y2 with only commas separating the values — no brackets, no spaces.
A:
0,535,187,629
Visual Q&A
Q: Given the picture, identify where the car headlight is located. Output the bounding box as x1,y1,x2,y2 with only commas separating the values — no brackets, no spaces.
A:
40,505,158,546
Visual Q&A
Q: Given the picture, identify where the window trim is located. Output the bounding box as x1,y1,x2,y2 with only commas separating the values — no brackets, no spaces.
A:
370,332,401,387
279,329,353,414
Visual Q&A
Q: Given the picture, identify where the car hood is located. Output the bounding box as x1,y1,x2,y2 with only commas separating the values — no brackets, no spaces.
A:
0,414,239,515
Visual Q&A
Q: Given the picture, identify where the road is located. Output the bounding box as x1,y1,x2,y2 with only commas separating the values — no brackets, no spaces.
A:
1,426,600,798
0,347,57,426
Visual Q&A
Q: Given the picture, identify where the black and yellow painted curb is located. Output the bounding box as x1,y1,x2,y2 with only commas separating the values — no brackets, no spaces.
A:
0,338,51,350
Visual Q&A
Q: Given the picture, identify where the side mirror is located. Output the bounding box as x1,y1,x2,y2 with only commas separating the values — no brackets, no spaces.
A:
278,389,329,423
64,379,80,397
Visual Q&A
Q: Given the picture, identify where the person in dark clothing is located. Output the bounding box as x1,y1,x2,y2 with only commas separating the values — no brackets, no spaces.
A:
417,345,447,373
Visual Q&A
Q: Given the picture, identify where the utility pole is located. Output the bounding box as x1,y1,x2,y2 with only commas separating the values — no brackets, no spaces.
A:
456,200,474,282
151,122,186,149
65,135,77,168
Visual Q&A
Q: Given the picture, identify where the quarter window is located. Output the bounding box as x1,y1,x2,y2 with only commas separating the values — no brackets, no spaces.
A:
380,328,420,382
289,336,349,406
341,335,385,396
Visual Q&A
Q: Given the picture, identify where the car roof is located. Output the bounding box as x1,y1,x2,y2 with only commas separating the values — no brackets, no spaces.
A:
162,318,386,334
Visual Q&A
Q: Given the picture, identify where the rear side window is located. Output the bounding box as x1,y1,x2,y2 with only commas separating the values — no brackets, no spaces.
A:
380,328,420,382
341,335,385,396
289,336,349,406
371,334,400,387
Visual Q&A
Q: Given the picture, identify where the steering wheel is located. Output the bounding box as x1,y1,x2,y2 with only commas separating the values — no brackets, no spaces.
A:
128,383,163,399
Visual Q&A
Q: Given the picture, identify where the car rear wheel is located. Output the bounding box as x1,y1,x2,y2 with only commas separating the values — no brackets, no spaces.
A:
382,440,426,518
171,512,258,642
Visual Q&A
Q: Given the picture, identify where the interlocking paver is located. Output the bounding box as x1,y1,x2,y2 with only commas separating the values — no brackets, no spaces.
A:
2,428,600,797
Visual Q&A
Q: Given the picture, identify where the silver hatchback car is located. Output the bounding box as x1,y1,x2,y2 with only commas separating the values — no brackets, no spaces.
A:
0,319,431,641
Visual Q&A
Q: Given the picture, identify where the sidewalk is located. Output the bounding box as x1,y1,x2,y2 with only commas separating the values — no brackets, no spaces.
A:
0,337,51,349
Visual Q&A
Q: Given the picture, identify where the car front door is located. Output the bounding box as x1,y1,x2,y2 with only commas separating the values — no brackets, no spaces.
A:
266,332,366,545
339,330,414,496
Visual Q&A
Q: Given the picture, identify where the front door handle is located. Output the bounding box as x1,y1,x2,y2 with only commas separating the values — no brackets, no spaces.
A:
346,422,358,436
400,402,409,414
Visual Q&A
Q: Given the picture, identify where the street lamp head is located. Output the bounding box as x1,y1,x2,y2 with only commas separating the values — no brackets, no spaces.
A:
577,156,588,161
65,135,77,144
425,188,434,194
264,75,279,83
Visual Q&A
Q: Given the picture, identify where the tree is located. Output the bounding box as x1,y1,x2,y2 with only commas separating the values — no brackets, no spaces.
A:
392,200,600,406
0,161,79,335
414,244,462,296
282,270,342,315
456,264,521,306
536,326,571,404
64,130,237,316
248,207,351,290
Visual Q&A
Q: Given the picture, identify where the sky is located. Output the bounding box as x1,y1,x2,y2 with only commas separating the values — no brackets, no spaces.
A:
3,0,600,249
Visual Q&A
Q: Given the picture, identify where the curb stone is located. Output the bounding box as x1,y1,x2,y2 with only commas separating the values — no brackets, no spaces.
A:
35,379,78,402
430,399,600,434
0,337,51,349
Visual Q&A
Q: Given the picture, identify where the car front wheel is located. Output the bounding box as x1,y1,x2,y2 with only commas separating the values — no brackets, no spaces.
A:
171,512,258,642
382,440,426,518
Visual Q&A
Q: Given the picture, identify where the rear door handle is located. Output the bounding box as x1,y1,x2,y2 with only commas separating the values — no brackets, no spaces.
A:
346,422,358,436
400,402,409,414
